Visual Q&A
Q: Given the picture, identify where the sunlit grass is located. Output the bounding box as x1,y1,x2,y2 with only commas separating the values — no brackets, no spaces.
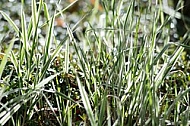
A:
0,0,190,125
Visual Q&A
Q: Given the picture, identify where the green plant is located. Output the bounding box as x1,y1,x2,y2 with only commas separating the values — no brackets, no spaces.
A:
0,0,190,126
70,0,190,125
0,0,81,125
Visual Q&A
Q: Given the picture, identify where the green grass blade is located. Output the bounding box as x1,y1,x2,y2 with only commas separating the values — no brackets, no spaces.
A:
32,0,37,29
76,72,96,126
55,0,79,17
36,73,59,89
0,38,15,79
0,11,20,35
98,92,107,126
43,3,50,20
0,104,21,125
43,14,55,65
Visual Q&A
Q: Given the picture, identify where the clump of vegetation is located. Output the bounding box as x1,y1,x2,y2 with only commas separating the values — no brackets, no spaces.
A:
0,0,190,125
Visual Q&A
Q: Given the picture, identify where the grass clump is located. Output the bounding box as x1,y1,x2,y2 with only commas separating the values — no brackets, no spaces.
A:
0,0,190,125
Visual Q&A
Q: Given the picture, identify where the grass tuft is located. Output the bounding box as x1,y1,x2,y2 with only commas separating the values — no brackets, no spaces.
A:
0,0,190,125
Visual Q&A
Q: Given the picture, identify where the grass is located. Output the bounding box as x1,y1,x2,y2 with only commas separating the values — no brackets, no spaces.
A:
0,0,190,125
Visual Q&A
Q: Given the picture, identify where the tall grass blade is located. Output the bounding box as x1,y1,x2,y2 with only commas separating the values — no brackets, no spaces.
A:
0,38,15,79
43,14,55,65
0,11,20,35
76,73,96,126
